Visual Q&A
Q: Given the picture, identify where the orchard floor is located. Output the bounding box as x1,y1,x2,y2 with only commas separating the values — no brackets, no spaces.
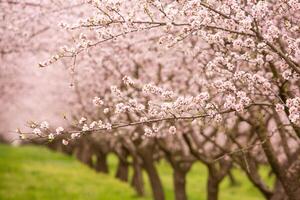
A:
0,144,273,200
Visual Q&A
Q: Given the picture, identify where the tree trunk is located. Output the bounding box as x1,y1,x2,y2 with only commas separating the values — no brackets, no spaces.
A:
47,139,63,152
241,155,273,199
270,179,287,200
115,157,129,182
207,171,219,200
142,157,165,200
256,123,300,200
131,158,145,196
80,149,93,167
75,142,93,168
95,151,109,173
173,168,188,200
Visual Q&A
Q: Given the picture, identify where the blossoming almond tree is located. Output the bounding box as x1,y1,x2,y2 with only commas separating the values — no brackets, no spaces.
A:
14,0,300,200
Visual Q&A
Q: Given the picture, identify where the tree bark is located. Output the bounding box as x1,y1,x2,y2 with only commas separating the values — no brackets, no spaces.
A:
270,179,287,200
207,172,219,200
240,155,273,199
142,156,165,200
256,123,300,200
131,158,145,196
115,156,129,182
94,151,109,173
75,141,93,168
173,168,188,200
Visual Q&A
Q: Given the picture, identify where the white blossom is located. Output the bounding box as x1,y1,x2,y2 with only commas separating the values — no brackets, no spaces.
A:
275,104,285,112
103,108,110,114
40,121,49,129
33,128,42,135
92,97,104,107
62,139,69,145
79,117,87,124
48,133,54,140
56,127,64,135
168,126,176,134
82,124,90,131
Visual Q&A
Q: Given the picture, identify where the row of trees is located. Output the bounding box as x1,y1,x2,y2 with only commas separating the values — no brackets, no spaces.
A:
1,0,299,200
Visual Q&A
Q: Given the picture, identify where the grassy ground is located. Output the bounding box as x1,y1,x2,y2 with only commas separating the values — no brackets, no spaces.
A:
0,144,143,200
0,144,273,200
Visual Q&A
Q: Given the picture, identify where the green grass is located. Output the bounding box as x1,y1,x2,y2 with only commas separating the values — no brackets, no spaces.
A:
0,144,273,200
0,144,144,200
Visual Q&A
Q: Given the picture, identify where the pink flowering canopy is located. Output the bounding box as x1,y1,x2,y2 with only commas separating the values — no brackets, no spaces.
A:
20,0,299,140
3,0,299,199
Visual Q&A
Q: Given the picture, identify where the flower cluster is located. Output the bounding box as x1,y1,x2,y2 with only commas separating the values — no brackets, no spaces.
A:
92,97,104,107
18,0,300,148
286,98,300,124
